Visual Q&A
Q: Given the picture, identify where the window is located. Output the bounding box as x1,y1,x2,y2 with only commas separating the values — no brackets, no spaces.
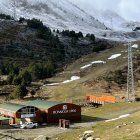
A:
22,108,28,114
21,107,36,114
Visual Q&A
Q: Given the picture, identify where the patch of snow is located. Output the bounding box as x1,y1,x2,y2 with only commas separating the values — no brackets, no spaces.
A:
132,44,138,48
62,80,71,84
105,114,130,122
80,60,106,69
108,54,121,60
105,118,118,122
119,114,130,119
80,64,92,69
91,60,106,64
43,76,80,86
71,76,80,81
46,83,60,86
62,76,80,83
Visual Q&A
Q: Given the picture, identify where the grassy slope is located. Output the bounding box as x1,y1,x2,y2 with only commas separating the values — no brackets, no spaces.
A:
38,42,140,101
53,102,140,140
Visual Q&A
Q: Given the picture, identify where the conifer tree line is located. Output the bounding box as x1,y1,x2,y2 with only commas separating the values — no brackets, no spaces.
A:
0,61,54,99
0,61,54,86
0,15,100,99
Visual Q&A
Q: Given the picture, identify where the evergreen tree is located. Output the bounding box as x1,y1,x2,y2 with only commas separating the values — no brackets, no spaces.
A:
7,73,14,84
86,33,95,41
27,18,43,29
10,84,28,99
77,32,83,38
56,29,59,33
12,76,22,85
90,34,95,41
30,90,35,97
19,17,25,23
20,70,32,85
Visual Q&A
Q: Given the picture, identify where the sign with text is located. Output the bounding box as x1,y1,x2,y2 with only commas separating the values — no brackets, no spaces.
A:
52,105,77,114
53,109,77,114
21,114,36,118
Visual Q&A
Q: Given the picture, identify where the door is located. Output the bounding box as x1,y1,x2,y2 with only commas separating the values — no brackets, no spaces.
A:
42,113,47,123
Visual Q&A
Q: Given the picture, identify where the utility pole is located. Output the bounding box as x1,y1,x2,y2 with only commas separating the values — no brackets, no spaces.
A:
127,42,135,102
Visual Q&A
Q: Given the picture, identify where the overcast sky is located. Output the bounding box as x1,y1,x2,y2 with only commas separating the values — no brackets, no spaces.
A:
70,0,140,21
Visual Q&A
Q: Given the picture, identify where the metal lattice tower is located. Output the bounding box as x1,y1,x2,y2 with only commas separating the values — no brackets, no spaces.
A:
13,0,16,20
127,42,135,102
110,17,113,30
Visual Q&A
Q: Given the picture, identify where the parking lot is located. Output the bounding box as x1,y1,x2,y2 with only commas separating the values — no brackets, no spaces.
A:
0,121,95,140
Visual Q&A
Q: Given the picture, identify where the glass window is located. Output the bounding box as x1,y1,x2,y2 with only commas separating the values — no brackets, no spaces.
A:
20,107,36,114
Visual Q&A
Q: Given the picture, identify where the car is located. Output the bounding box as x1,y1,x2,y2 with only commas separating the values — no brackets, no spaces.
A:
20,122,38,129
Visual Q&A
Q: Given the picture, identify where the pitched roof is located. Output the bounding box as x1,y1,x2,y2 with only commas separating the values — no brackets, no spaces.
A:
0,103,25,112
27,100,61,109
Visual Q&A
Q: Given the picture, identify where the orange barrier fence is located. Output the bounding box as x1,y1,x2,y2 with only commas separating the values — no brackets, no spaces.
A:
86,95,116,103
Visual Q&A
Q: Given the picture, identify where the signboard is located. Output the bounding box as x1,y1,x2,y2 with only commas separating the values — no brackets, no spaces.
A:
21,114,36,118
53,109,77,114
52,105,77,114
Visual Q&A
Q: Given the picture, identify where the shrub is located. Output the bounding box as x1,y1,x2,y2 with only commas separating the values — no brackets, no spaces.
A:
93,44,107,52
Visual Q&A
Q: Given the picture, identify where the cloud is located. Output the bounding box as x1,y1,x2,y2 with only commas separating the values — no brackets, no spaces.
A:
118,0,140,21
70,0,140,21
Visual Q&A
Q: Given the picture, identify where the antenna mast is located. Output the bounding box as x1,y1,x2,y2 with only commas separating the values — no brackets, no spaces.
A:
127,42,135,102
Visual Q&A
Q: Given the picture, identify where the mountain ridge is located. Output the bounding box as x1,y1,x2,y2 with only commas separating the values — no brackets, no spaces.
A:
1,0,140,41
0,0,108,33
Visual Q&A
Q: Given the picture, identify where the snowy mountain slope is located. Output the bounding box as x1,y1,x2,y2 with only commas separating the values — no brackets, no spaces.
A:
68,1,140,31
100,10,126,30
99,10,140,33
70,4,126,31
0,0,108,35
1,0,140,41
120,21,140,30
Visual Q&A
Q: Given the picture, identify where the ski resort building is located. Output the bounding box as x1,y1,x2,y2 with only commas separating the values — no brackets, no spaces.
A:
28,100,81,123
0,103,40,125
0,100,81,125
